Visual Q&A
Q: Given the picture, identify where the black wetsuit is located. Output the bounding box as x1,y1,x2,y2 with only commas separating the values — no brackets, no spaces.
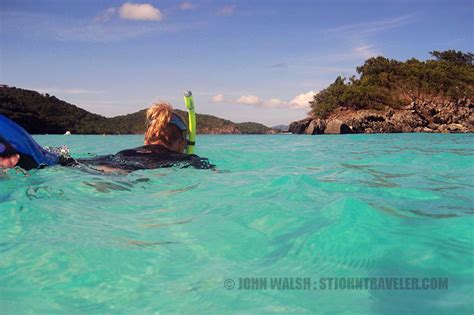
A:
72,144,214,171
1,115,213,172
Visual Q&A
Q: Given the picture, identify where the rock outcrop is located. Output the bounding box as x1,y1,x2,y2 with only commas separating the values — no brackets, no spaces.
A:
305,119,326,134
200,126,242,134
324,120,352,134
288,118,312,134
289,99,473,134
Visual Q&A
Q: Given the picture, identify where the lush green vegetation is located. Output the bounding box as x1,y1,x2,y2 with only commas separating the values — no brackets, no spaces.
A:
0,87,270,134
99,110,271,134
310,50,474,118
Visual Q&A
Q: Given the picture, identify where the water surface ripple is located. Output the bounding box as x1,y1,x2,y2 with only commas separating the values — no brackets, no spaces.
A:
0,134,473,314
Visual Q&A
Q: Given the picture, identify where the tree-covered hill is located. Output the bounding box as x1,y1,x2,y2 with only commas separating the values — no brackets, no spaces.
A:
0,86,271,134
290,50,473,134
310,50,474,118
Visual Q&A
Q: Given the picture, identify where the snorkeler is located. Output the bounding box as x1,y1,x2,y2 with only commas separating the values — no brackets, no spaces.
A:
74,101,212,172
0,92,214,172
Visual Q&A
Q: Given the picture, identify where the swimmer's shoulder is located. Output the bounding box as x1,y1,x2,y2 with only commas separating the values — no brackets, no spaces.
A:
116,144,171,157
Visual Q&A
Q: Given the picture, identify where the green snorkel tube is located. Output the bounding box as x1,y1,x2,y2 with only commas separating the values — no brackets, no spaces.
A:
184,90,196,154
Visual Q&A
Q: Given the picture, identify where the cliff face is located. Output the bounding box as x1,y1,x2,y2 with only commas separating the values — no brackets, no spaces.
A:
294,51,474,134
289,98,473,134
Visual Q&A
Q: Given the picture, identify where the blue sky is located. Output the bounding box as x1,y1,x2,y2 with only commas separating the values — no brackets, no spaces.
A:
1,0,472,126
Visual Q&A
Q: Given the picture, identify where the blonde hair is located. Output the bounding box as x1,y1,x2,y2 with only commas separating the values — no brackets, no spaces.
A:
144,102,184,146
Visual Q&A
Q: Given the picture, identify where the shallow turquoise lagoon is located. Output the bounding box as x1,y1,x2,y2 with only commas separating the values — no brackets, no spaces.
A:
1,134,473,314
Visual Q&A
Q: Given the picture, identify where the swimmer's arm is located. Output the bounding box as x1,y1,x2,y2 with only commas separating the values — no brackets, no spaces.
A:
89,165,129,175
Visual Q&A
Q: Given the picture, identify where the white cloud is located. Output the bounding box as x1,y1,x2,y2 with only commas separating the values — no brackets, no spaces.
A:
55,22,158,42
217,5,236,16
35,1,200,43
318,15,413,64
229,91,315,110
264,98,285,108
212,94,225,102
236,95,261,105
289,91,315,109
179,2,195,10
0,6,188,43
353,44,379,59
327,14,414,36
119,3,163,21
94,8,116,23
319,44,381,62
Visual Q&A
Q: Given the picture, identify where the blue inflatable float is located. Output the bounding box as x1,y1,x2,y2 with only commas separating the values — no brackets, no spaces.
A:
0,115,58,169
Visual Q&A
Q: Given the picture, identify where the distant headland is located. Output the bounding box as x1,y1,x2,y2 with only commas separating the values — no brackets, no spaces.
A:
0,86,274,135
290,50,473,134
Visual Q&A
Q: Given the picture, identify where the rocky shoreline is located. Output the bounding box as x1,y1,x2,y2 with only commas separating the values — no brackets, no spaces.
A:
289,99,474,134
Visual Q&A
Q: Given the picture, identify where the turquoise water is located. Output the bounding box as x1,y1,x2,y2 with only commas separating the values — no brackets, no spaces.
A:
1,134,473,314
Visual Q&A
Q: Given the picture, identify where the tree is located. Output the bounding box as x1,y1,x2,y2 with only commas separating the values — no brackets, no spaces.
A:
309,50,474,118
430,50,473,66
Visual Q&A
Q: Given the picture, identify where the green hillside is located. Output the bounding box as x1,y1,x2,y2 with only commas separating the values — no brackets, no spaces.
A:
310,50,474,118
0,86,271,134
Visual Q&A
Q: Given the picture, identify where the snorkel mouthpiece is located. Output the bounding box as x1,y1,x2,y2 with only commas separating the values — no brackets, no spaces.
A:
184,90,193,99
184,91,196,154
